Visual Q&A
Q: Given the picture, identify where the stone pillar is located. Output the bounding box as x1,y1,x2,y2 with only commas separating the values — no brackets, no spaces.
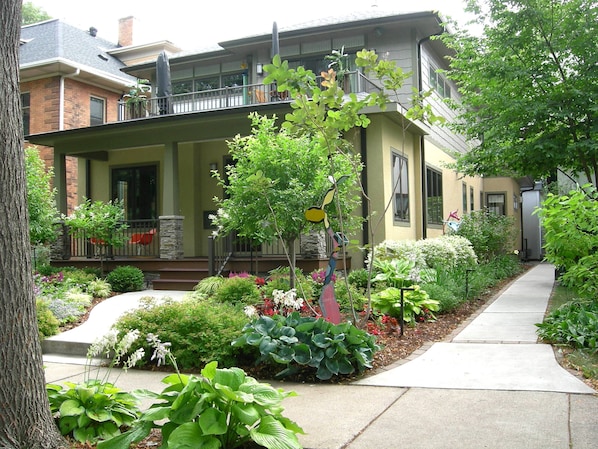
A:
300,230,327,259
50,221,70,260
159,215,184,259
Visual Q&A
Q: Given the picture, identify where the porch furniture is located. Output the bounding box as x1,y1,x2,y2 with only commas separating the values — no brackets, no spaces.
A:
129,228,156,255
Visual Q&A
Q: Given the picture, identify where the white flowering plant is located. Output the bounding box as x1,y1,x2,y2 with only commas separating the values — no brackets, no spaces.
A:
46,329,146,444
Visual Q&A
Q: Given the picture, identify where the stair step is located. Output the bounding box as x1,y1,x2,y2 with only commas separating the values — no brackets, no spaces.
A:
42,338,91,357
152,278,199,291
158,267,209,280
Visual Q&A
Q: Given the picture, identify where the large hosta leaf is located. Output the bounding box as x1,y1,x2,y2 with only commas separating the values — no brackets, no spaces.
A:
59,399,85,417
198,407,227,435
250,415,302,449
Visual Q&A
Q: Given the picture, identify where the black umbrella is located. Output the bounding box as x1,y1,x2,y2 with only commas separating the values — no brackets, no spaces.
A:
156,50,172,114
271,21,279,61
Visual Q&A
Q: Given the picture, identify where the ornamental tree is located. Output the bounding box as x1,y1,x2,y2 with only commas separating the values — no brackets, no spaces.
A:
441,0,598,186
212,112,361,286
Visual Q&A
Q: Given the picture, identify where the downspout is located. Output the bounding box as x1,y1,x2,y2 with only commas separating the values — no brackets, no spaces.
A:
59,69,80,130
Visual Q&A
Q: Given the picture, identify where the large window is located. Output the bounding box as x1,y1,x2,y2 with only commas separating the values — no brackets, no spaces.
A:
462,183,468,213
426,167,443,224
470,186,474,211
173,72,245,94
90,97,105,126
112,165,157,220
392,151,409,222
487,193,506,215
21,92,30,136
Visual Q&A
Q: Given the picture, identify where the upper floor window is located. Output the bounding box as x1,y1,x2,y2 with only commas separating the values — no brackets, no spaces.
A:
173,72,246,95
392,151,409,222
470,186,475,211
426,167,443,225
21,92,30,136
462,183,468,213
429,63,451,99
90,97,105,126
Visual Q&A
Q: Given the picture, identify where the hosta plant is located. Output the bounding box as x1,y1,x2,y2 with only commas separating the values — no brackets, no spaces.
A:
232,312,379,380
46,330,146,444
98,361,304,449
371,285,440,323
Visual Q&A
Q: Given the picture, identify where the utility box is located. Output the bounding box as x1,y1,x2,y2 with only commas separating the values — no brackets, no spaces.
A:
521,184,544,260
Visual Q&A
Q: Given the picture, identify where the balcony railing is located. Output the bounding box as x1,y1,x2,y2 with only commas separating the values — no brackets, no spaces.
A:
117,71,382,121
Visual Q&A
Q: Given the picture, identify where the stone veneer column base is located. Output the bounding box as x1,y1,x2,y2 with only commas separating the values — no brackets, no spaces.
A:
159,215,184,259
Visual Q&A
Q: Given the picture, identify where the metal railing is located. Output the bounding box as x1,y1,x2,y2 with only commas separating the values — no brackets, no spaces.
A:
117,71,382,121
64,219,160,259
208,232,337,276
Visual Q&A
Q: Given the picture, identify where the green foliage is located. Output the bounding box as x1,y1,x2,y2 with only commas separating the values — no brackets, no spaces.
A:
36,299,59,339
64,198,129,250
46,330,146,444
416,235,477,270
86,278,112,299
347,268,370,290
371,285,440,323
22,1,51,25
213,276,262,305
114,298,249,369
334,279,366,313
106,266,145,292
536,299,598,350
420,282,461,314
441,0,598,184
537,186,598,296
25,146,58,245
452,209,516,262
46,380,141,444
192,275,225,297
98,361,304,449
232,312,379,380
212,113,362,246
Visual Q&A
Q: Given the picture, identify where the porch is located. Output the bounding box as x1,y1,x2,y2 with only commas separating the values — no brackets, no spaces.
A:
50,218,351,290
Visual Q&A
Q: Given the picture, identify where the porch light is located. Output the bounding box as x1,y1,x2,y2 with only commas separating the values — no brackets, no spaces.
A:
256,63,263,75
209,162,218,173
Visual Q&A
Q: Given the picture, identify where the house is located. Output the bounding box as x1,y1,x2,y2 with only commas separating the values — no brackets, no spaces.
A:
27,10,523,289
19,17,180,213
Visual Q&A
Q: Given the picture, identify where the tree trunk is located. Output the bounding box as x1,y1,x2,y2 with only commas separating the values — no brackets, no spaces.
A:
287,238,296,289
0,1,67,447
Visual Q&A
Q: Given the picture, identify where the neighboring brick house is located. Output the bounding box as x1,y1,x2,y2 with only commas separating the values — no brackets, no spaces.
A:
19,18,179,213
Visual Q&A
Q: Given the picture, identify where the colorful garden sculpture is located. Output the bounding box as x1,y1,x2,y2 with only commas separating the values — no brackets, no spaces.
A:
304,176,348,324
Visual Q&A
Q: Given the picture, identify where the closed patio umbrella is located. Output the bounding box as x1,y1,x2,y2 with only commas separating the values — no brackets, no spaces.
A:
271,21,279,60
156,50,172,114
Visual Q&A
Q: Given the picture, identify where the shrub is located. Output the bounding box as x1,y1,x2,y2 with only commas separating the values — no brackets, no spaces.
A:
536,299,598,350
114,298,249,369
232,312,379,380
86,278,112,298
36,299,59,339
452,209,516,262
192,275,225,297
106,266,145,292
368,239,425,267
347,268,370,290
213,276,261,305
334,279,366,313
421,283,461,313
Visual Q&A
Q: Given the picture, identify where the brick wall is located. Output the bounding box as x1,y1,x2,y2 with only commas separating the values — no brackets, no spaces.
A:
21,76,124,214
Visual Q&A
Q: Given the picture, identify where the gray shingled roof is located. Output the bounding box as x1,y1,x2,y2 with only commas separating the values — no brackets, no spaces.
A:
20,19,135,82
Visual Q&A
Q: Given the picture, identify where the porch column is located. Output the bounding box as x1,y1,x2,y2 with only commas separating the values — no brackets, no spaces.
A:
54,150,68,215
159,141,184,259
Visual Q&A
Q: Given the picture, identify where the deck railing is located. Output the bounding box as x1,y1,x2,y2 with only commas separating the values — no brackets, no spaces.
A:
117,71,381,121
61,219,160,259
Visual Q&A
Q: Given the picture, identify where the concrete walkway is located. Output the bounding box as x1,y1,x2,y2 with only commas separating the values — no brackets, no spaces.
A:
44,263,598,449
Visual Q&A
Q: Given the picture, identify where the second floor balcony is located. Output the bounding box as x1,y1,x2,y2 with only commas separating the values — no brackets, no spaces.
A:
117,71,381,121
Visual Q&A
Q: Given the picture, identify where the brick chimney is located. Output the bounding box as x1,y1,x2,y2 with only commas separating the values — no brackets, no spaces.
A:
118,16,135,47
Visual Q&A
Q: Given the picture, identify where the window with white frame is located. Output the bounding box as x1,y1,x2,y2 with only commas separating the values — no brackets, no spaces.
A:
426,167,443,224
392,151,409,222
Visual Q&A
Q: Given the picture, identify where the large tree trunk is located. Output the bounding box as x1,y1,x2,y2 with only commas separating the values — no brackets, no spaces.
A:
0,1,67,447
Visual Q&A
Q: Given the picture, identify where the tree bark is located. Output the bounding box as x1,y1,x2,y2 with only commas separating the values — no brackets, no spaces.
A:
0,1,67,447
